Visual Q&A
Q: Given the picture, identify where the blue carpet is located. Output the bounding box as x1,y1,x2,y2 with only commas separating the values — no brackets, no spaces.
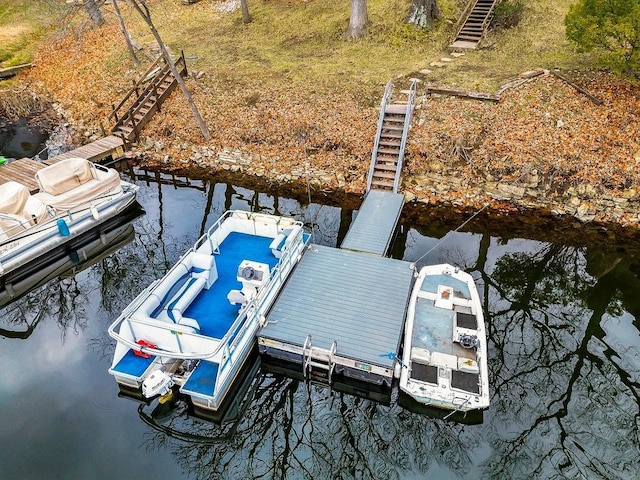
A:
184,232,278,338
112,349,154,378
182,361,220,396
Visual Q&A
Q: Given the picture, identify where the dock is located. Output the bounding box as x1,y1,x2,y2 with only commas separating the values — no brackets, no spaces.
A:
257,245,414,385
257,81,418,387
0,136,125,193
340,190,404,256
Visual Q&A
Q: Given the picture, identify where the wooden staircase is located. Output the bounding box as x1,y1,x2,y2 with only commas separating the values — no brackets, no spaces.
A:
109,52,188,143
366,80,416,193
450,0,498,49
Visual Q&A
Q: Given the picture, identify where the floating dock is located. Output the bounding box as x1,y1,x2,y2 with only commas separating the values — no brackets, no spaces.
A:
257,244,414,385
340,190,404,256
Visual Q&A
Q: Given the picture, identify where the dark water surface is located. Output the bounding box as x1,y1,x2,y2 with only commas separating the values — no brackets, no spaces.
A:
1,170,639,479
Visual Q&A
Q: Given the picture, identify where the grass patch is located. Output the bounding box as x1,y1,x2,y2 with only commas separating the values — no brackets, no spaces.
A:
0,0,70,67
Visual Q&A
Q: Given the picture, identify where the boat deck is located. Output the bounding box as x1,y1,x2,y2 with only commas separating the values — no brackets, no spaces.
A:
258,244,414,384
339,190,404,256
184,232,277,338
412,273,480,393
111,232,277,382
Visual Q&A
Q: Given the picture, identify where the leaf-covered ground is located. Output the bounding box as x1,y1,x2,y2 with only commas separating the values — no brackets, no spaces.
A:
23,22,640,220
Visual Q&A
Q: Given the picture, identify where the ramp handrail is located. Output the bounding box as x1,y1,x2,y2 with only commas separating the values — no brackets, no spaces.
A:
366,80,394,192
393,79,417,193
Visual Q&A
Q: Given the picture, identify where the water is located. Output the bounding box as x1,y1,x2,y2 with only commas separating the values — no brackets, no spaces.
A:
1,170,639,479
0,117,49,160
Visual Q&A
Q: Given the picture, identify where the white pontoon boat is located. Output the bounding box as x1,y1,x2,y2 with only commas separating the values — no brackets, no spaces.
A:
108,210,309,415
0,157,139,278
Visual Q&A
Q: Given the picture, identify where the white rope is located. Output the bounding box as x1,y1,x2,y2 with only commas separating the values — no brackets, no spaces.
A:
413,203,489,265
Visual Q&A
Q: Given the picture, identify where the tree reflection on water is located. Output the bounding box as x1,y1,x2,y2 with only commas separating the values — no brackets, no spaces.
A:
2,176,639,479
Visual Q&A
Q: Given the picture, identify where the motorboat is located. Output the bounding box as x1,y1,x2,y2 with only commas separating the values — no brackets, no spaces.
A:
0,157,139,279
399,264,490,412
108,210,309,414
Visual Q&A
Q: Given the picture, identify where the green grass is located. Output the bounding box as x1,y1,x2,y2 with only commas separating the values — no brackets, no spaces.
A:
119,0,586,95
0,0,70,67
1,0,590,96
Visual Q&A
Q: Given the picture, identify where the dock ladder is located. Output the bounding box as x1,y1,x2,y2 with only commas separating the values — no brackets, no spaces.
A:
303,336,337,384
366,79,417,193
450,0,498,49
109,52,188,143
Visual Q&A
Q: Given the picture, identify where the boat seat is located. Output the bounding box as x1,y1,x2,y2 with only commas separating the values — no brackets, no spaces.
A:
34,157,122,212
227,289,247,306
458,357,479,374
0,181,49,235
269,233,287,258
410,347,431,364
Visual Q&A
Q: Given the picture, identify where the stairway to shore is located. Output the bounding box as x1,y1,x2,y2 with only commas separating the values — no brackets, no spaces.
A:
109,53,188,143
450,0,498,49
366,80,416,193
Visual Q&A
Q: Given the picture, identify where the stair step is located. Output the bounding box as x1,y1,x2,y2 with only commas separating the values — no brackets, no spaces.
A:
456,34,483,41
379,139,401,147
382,122,405,130
380,131,403,139
377,147,400,155
385,104,407,115
373,170,396,180
374,163,398,171
371,179,395,188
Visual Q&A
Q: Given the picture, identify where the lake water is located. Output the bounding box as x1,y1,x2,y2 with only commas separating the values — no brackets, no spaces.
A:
1,169,639,480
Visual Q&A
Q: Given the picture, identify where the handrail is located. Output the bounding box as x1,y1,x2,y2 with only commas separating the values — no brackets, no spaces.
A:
393,79,417,193
452,0,478,42
109,55,165,121
366,80,394,192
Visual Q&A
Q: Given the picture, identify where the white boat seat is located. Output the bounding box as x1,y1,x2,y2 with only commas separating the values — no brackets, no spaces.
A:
269,232,287,258
410,347,431,364
458,357,479,374
227,289,247,306
430,351,458,369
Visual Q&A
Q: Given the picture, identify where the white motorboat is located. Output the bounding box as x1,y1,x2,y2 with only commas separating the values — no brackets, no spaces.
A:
399,264,490,412
0,157,139,279
108,210,309,414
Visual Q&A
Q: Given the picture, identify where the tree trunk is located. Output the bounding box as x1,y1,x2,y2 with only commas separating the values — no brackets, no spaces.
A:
345,0,367,40
113,0,139,66
240,0,251,24
130,0,210,141
407,0,439,29
83,0,105,27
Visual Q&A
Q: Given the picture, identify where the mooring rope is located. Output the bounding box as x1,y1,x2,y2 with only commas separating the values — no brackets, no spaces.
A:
413,202,490,265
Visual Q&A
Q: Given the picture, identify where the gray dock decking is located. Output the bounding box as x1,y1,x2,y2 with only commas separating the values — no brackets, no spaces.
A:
258,244,415,384
339,190,404,256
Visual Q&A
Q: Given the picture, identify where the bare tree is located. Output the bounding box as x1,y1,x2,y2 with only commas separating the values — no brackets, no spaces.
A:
345,0,367,40
112,0,140,66
240,0,252,24
129,0,210,141
83,0,105,27
407,0,439,28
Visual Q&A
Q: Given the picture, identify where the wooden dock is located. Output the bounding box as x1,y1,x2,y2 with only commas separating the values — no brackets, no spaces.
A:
47,135,125,164
0,135,126,193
